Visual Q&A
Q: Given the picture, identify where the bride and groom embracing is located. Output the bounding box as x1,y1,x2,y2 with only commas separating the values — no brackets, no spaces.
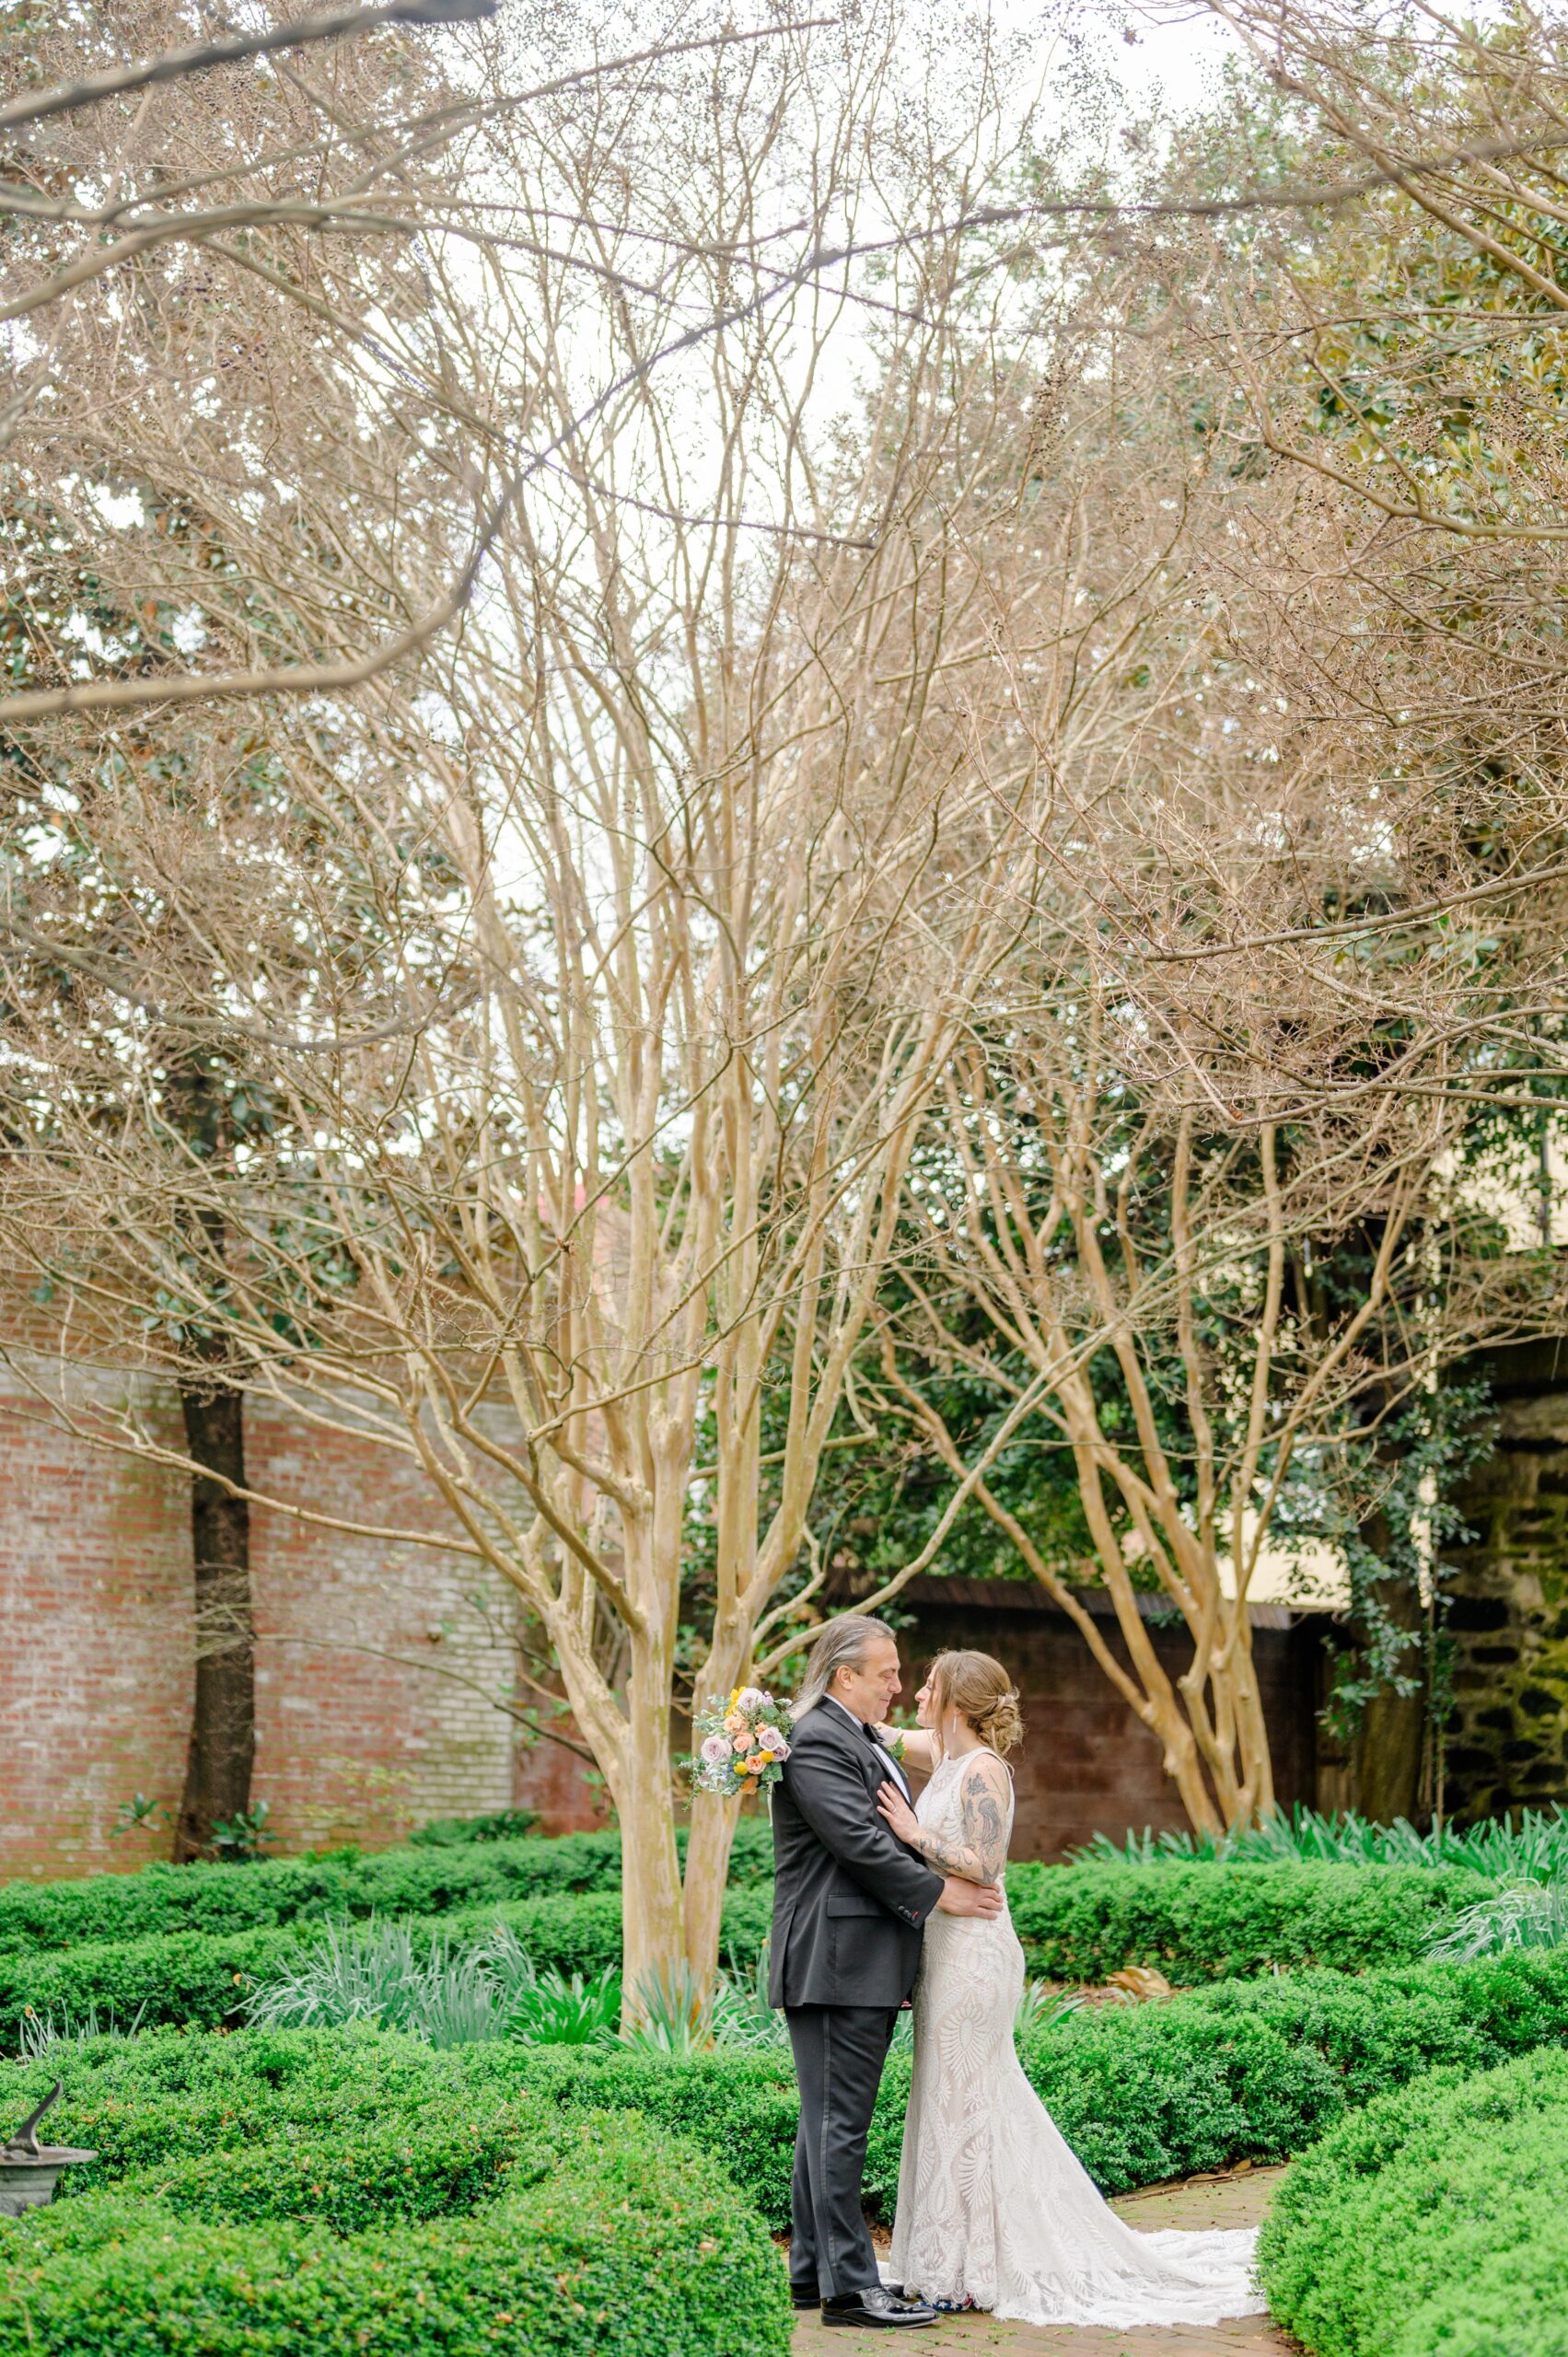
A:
769,1615,1265,2330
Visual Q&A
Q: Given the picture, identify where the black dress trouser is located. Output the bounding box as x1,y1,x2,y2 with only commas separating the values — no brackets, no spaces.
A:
785,2003,900,2300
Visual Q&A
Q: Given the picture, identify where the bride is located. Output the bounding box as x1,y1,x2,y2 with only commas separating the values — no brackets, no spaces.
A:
874,1649,1265,2329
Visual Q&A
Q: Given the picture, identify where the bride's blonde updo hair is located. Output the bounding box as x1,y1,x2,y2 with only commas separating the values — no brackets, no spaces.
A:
928,1649,1024,1756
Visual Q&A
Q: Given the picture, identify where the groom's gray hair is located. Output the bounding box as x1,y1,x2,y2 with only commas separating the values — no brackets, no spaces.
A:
792,1615,897,1721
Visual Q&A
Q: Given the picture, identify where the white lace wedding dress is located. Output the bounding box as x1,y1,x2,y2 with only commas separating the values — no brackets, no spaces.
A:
887,1749,1265,2328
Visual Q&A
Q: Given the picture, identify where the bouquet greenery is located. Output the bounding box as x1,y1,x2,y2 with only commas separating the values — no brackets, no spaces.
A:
688,1685,792,1797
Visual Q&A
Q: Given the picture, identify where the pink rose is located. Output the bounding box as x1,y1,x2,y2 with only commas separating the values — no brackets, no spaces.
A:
736,1686,768,1714
700,1736,731,1768
732,1736,750,1755
757,1726,787,1755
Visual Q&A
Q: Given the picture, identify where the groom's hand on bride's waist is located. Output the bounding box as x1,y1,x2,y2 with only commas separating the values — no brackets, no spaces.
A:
935,1876,1005,1917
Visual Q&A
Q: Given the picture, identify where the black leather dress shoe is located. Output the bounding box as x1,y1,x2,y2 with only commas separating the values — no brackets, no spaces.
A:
791,2287,820,2310
820,2286,940,2329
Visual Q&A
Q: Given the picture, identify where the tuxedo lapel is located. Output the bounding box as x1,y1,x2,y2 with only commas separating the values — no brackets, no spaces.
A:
819,1694,912,1803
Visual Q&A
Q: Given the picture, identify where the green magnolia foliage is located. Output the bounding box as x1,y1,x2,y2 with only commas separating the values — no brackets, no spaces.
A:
0,2027,791,2357
1260,2049,1568,2357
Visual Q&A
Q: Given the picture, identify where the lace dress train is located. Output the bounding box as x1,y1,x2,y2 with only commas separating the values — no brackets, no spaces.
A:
887,1752,1264,2329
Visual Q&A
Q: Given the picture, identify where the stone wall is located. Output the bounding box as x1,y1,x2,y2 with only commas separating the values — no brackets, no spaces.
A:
1446,1339,1568,1821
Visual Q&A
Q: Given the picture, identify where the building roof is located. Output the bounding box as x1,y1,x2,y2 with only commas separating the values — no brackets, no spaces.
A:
890,1574,1301,1631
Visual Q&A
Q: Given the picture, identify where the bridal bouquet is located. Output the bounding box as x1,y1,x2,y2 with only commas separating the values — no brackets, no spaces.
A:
687,1685,792,1796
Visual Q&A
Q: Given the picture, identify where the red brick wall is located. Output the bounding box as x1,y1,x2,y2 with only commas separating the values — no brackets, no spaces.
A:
0,1387,193,1879
1,1364,1323,1880
891,1579,1320,1861
0,1367,517,1879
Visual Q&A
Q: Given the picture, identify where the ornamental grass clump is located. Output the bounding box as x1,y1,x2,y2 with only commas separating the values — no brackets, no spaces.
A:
1428,1875,1568,1960
1076,1800,1568,1877
242,1918,622,2049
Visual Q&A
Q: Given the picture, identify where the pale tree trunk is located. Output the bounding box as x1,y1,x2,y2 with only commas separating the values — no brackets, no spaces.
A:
855,1050,1434,1833
615,1635,686,2001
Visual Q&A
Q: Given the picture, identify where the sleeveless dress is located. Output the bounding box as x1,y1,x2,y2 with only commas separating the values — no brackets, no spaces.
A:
887,1749,1266,2328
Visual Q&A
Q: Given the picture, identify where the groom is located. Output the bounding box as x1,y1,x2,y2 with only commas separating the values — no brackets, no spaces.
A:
770,1614,1005,2329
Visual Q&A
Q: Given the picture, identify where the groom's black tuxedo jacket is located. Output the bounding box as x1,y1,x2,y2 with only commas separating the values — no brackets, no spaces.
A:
769,1701,945,2009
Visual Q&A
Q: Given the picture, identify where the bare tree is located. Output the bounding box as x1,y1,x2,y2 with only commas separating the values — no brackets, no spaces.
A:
0,4,1069,1981
746,208,1568,1829
0,1,834,724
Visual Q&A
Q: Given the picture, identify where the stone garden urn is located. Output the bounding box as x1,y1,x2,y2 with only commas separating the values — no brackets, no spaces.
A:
0,2083,97,2216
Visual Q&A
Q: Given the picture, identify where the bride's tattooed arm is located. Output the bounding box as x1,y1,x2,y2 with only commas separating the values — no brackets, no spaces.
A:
900,1756,1010,1885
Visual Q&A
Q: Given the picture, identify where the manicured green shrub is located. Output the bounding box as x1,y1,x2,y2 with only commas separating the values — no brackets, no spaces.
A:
7,2022,501,2184
478,2043,805,2223
32,1944,1567,2231
1,1923,308,2047
0,1817,778,1956
1005,1857,1491,1980
1,1840,1492,2014
1259,2049,1568,2357
0,2030,791,2357
464,1945,1568,2222
0,1885,775,2048
2,2124,788,2357
409,1806,540,1845
0,1855,1526,2065
0,1834,612,1953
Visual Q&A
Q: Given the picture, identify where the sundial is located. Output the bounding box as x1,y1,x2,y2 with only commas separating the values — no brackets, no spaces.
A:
0,2082,98,2215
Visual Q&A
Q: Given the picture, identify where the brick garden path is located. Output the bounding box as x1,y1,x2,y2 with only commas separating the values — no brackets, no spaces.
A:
794,2167,1291,2357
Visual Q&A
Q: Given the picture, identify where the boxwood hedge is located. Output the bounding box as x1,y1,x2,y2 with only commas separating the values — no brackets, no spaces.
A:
477,1945,1568,2220
1259,2049,1568,2357
0,1818,776,1954
2,1856,1496,2049
1004,1858,1492,1981
10,1939,1568,2351
20,1942,1566,2235
0,2027,791,2357
0,1885,776,2049
3,1836,1488,1991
